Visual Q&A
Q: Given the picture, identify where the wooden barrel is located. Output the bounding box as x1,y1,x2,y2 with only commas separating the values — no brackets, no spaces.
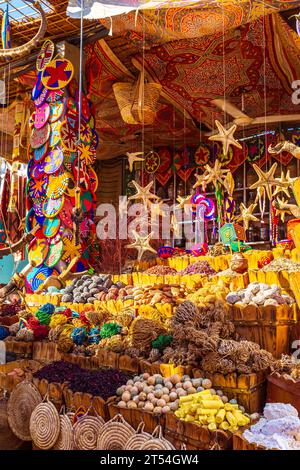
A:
0,399,30,450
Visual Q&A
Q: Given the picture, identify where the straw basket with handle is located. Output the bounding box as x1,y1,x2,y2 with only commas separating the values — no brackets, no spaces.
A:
113,70,162,125
29,396,61,450
53,407,74,450
141,425,175,450
125,422,152,450
97,414,135,450
73,406,105,451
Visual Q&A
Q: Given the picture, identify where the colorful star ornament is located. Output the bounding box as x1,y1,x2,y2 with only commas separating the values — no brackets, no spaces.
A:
128,181,159,206
208,120,242,156
126,152,145,172
41,57,74,90
193,173,207,190
62,236,82,262
202,159,230,188
126,231,156,261
237,203,259,231
250,163,285,200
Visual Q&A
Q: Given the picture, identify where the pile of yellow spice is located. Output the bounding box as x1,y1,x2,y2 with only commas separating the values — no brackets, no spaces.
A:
175,389,250,432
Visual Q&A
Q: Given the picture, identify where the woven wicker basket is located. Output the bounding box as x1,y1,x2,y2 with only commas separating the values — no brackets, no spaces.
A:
113,82,139,125
7,381,42,441
141,425,175,451
113,70,161,125
125,422,152,451
73,413,105,450
30,399,60,450
53,410,74,450
97,414,135,450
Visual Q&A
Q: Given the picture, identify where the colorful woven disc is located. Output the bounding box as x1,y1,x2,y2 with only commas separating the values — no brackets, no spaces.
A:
66,110,78,130
36,40,55,71
59,198,73,229
88,168,98,193
72,158,89,189
32,72,44,100
42,196,64,218
43,217,61,238
34,102,50,130
33,160,47,179
41,58,74,90
63,151,76,171
28,175,48,199
30,123,50,149
60,120,77,151
80,123,93,145
46,90,64,103
49,121,61,147
44,148,64,174
27,158,35,179
33,141,49,163
34,87,49,108
28,238,49,267
80,191,94,212
45,238,64,268
49,101,64,123
91,129,99,150
46,171,71,199
78,143,96,167
30,265,53,291
33,196,45,217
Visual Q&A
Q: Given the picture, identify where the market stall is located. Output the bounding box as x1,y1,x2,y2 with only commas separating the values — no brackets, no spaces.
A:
0,0,300,453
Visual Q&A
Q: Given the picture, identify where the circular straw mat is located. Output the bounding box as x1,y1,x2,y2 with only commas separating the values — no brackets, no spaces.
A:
7,382,42,441
125,423,152,451
30,400,60,449
73,415,105,450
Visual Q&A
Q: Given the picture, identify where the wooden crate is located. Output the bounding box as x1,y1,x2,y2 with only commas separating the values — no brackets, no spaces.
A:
94,349,119,369
164,412,232,450
0,360,41,392
108,398,165,434
63,387,110,420
118,354,139,375
193,369,266,413
267,372,300,415
228,304,298,358
4,337,33,358
32,377,66,411
32,341,62,363
61,352,95,370
233,432,273,450
139,359,193,377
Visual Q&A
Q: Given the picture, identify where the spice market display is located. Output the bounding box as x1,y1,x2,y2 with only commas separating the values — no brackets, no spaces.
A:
1,0,300,455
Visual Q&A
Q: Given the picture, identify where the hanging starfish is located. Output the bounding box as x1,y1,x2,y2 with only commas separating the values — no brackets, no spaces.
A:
272,171,295,199
128,181,159,206
237,203,259,231
126,152,145,172
274,197,292,223
126,230,156,261
208,120,242,156
148,199,166,218
250,162,285,200
175,194,192,210
193,172,207,190
203,159,230,188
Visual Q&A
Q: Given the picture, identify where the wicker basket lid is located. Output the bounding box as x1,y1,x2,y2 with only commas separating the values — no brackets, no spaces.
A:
73,414,105,450
30,399,60,450
7,381,42,441
97,414,135,450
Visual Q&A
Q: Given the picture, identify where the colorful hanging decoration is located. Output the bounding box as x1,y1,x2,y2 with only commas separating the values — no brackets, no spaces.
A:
46,172,70,199
202,159,229,189
34,102,50,129
28,239,49,267
44,148,64,174
219,223,238,245
34,87,49,108
32,72,44,101
49,101,65,123
43,217,61,238
194,144,209,166
45,238,64,268
1,3,11,50
41,57,74,90
42,196,64,218
208,121,242,156
33,141,49,163
144,151,160,174
36,40,55,71
30,123,50,149
60,120,77,151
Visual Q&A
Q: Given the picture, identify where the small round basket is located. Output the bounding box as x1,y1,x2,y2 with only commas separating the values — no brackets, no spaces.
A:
30,399,60,449
73,413,105,450
97,414,135,450
7,381,42,441
141,425,175,451
125,422,152,451
53,411,74,450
